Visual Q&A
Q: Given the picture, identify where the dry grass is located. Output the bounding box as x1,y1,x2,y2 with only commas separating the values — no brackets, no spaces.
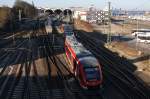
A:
111,42,141,57
74,19,93,32
97,17,150,35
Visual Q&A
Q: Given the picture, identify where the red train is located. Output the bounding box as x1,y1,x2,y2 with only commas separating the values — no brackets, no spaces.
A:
64,33,103,89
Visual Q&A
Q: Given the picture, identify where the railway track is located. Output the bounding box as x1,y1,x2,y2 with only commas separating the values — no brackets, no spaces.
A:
0,21,51,99
0,30,33,99
0,37,28,88
45,36,85,99
0,19,106,99
77,32,150,99
0,51,24,99
45,31,104,99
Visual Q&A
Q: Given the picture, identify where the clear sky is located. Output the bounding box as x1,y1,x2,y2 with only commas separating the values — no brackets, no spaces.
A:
0,0,149,10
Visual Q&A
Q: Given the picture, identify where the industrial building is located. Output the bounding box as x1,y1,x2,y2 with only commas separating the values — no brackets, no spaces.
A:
73,6,109,24
87,7,109,24
73,10,87,21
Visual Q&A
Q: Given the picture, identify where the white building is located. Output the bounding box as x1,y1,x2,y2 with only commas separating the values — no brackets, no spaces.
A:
128,15,150,21
73,10,87,21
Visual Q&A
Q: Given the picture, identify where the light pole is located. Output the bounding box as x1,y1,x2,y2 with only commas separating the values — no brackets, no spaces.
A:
149,52,150,69
149,54,150,69
136,9,139,50
19,9,22,22
107,1,112,45
9,10,16,46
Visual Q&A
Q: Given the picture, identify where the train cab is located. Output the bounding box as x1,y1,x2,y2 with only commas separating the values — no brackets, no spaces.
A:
78,56,102,88
65,35,103,89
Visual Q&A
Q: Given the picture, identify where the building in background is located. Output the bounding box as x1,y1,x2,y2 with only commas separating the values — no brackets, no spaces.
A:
72,6,110,24
128,11,150,21
112,8,126,16
87,7,109,24
73,10,87,21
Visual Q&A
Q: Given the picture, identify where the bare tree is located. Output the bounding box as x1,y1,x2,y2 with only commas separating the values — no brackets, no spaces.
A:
12,0,38,19
0,6,12,31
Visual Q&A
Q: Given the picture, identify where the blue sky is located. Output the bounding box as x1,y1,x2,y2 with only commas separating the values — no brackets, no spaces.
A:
0,0,149,10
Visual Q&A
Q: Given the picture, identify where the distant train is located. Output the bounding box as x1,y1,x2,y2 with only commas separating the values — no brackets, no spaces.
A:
132,29,150,43
45,16,52,33
64,25,103,89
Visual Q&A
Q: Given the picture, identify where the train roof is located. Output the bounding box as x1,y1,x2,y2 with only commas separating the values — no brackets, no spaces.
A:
64,24,73,32
66,35,99,67
79,57,99,68
138,32,150,36
66,35,90,55
132,29,150,32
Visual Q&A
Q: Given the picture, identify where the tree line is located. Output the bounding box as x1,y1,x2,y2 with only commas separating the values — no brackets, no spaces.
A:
0,0,37,32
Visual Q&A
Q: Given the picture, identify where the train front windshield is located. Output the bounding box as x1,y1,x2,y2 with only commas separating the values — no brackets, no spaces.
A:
84,66,101,81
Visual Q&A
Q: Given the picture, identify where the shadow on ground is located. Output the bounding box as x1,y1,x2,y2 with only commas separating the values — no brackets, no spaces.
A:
130,55,150,63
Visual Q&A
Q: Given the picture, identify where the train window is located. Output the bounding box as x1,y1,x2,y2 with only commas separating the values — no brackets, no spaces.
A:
85,68,100,80
83,65,98,68
85,67,98,70
65,32,73,36
138,36,150,40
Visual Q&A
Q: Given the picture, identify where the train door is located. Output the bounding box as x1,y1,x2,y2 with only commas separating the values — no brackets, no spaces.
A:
73,60,77,73
77,63,85,86
74,60,82,83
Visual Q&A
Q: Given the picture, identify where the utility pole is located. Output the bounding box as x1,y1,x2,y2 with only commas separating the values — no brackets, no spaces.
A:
19,9,22,21
149,54,150,69
32,1,34,7
148,39,150,69
67,10,70,24
107,2,111,45
10,10,15,46
136,9,139,50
